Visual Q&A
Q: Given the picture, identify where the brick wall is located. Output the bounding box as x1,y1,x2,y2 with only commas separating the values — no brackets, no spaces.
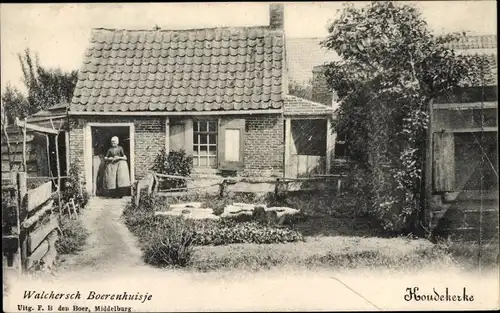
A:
68,114,284,185
68,116,166,183
134,118,166,178
68,118,85,172
243,114,284,177
312,65,333,106
269,3,284,30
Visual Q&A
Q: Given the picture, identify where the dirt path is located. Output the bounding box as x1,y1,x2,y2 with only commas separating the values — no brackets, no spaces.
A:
55,197,160,279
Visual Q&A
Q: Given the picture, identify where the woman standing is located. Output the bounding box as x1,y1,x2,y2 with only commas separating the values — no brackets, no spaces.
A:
104,136,131,198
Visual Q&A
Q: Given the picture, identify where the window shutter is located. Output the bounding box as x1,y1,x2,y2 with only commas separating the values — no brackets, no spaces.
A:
218,118,245,170
433,132,455,192
184,119,194,156
169,121,185,152
169,119,193,156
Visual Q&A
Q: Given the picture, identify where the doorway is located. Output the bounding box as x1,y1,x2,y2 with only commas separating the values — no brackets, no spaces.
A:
85,123,135,196
288,119,327,177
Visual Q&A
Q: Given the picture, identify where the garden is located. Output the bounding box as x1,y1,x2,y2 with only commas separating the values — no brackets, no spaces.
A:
122,188,497,273
120,143,499,273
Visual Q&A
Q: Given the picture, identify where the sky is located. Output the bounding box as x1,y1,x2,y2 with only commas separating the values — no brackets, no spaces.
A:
0,1,497,92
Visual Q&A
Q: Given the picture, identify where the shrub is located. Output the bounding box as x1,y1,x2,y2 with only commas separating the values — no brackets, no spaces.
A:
56,216,89,255
54,161,90,215
142,216,195,267
151,149,193,190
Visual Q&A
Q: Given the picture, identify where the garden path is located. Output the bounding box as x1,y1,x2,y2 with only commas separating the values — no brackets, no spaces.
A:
55,196,160,278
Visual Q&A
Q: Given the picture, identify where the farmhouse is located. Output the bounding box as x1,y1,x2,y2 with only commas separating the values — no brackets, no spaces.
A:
66,4,340,195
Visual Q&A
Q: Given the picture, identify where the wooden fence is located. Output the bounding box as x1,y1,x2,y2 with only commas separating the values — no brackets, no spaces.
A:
133,172,345,206
2,172,60,273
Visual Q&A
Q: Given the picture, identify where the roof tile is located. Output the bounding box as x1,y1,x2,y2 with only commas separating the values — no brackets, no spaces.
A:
71,27,284,112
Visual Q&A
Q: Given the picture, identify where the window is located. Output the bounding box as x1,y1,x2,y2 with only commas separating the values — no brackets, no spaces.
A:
291,119,327,156
334,133,347,159
193,120,217,168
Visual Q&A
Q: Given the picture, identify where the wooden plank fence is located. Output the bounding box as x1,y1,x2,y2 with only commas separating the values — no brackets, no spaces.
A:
2,172,60,273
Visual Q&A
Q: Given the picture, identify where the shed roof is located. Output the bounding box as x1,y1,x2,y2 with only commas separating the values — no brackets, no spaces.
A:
70,27,285,113
283,95,334,116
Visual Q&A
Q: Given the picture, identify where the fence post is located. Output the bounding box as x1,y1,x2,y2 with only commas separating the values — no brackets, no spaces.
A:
7,172,20,271
55,133,62,212
219,179,227,198
16,172,28,272
274,178,287,200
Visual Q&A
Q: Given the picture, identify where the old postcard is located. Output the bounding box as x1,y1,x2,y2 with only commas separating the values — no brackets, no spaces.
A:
1,1,498,312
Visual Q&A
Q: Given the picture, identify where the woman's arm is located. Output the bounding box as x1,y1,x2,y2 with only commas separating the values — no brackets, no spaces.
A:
104,149,112,161
119,147,127,160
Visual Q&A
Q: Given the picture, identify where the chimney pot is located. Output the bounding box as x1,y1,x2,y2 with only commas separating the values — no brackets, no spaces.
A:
269,3,284,30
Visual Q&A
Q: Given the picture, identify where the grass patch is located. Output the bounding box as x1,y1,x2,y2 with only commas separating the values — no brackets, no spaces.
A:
55,216,89,255
290,215,383,238
189,236,455,272
189,236,500,272
438,240,499,270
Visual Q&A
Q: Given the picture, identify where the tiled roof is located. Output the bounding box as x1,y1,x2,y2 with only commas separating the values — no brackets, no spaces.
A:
443,35,497,50
283,95,334,116
442,35,497,86
70,27,284,112
287,35,497,86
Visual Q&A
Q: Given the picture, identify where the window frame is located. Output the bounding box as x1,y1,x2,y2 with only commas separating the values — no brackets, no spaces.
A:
192,119,218,168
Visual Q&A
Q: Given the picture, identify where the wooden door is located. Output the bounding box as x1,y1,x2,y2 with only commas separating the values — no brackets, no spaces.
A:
218,118,245,170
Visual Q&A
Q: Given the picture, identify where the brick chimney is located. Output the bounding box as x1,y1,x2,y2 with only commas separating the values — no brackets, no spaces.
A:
312,65,339,110
269,3,284,30
312,65,332,105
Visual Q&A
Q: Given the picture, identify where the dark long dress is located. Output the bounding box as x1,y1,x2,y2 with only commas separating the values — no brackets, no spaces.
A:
104,146,131,198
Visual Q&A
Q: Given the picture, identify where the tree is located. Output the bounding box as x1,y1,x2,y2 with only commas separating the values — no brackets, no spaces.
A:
1,84,30,124
1,48,78,124
321,1,488,233
19,48,78,113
